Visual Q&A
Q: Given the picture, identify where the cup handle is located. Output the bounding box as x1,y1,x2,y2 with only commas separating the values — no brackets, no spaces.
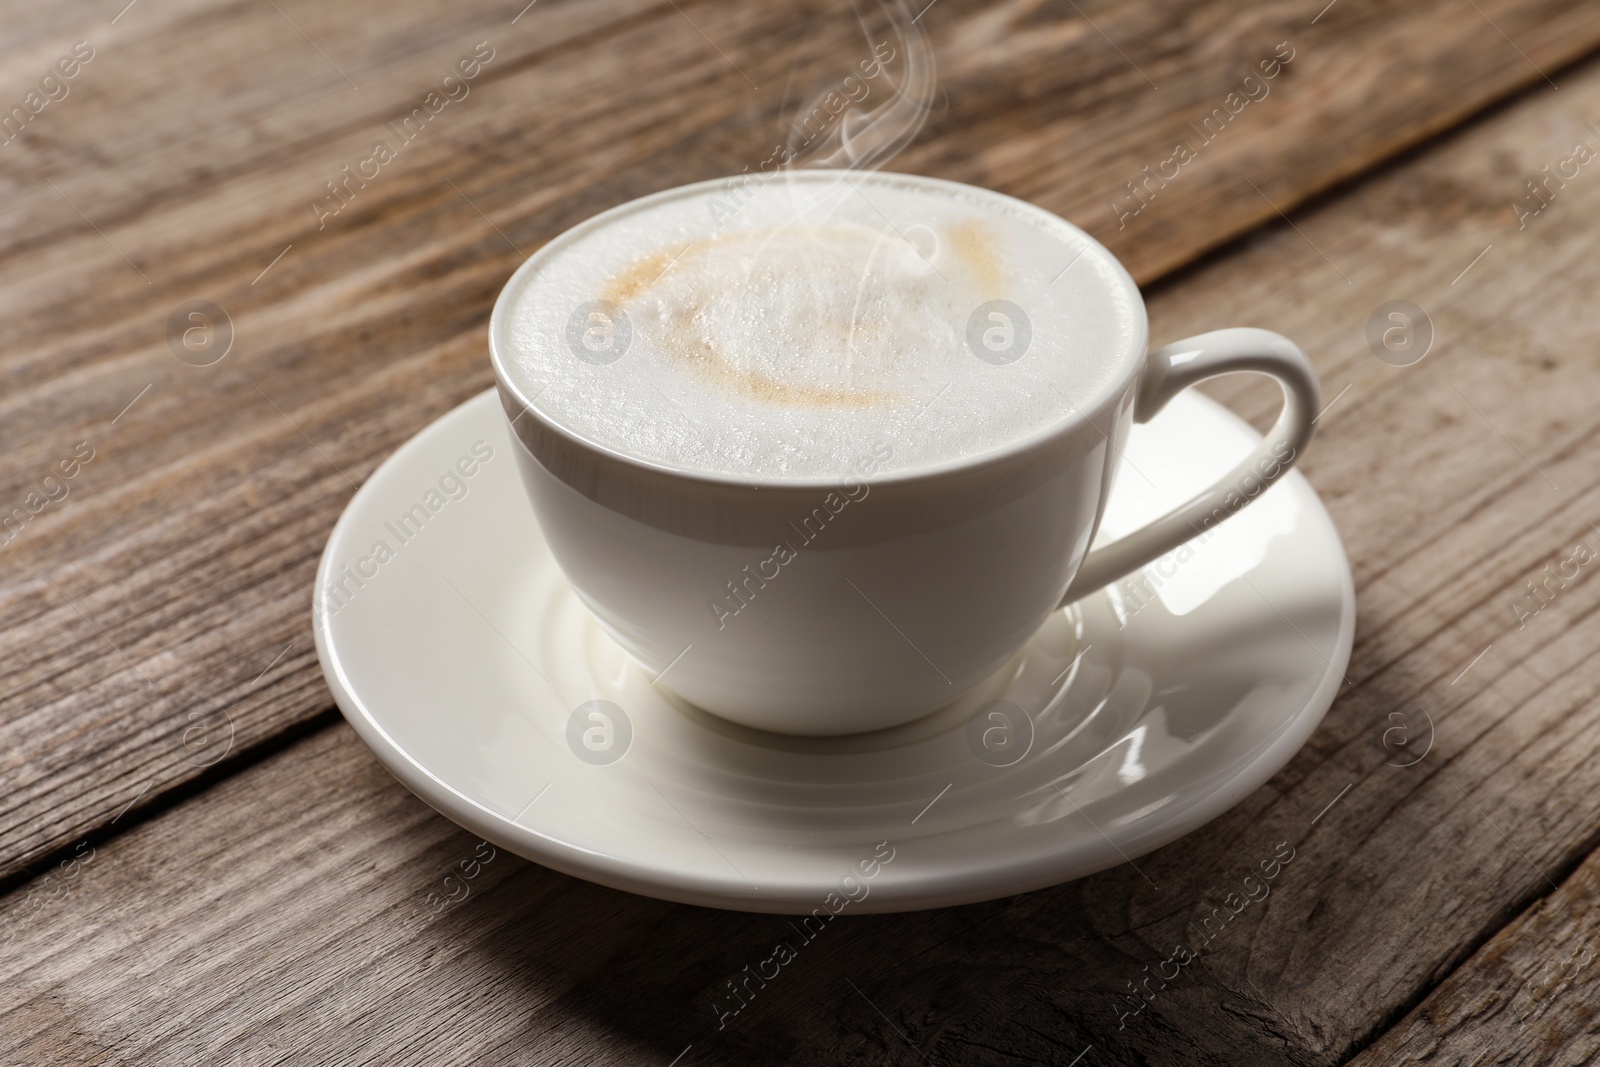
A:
1059,327,1320,607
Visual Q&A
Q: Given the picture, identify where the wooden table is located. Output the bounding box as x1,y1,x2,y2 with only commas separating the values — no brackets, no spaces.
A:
4,0,1600,1062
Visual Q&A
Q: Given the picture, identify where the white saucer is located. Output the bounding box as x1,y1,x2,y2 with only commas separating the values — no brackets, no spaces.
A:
313,389,1353,914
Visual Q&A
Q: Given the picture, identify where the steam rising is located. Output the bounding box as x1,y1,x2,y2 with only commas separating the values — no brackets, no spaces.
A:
789,0,937,174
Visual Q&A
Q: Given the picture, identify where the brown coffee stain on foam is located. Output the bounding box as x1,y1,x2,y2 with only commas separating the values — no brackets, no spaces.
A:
602,231,899,410
948,218,1005,297
602,244,685,305
676,343,893,408
601,218,1014,411
659,302,894,409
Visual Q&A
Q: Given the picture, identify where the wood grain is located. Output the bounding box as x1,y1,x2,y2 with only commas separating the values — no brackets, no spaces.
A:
1345,848,1600,1066
8,16,1600,1066
4,0,1600,894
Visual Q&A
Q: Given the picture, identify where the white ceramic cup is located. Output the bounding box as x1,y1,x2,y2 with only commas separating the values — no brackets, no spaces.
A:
489,172,1319,736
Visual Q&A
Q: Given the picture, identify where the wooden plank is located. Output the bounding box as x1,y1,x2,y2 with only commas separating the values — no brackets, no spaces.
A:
0,725,675,1066
10,24,1600,1067
1067,34,1600,1064
1346,848,1600,1067
5,0,1600,888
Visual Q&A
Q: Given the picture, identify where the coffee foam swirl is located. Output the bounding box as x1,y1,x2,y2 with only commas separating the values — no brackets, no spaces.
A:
500,173,1140,481
605,221,994,411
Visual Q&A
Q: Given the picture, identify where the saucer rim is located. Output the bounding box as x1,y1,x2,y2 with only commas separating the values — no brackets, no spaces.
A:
313,389,1355,914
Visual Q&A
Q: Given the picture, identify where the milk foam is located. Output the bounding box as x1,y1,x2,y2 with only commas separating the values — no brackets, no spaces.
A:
500,172,1140,480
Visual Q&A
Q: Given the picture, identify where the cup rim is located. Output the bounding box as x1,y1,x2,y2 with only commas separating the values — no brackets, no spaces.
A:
488,169,1150,490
